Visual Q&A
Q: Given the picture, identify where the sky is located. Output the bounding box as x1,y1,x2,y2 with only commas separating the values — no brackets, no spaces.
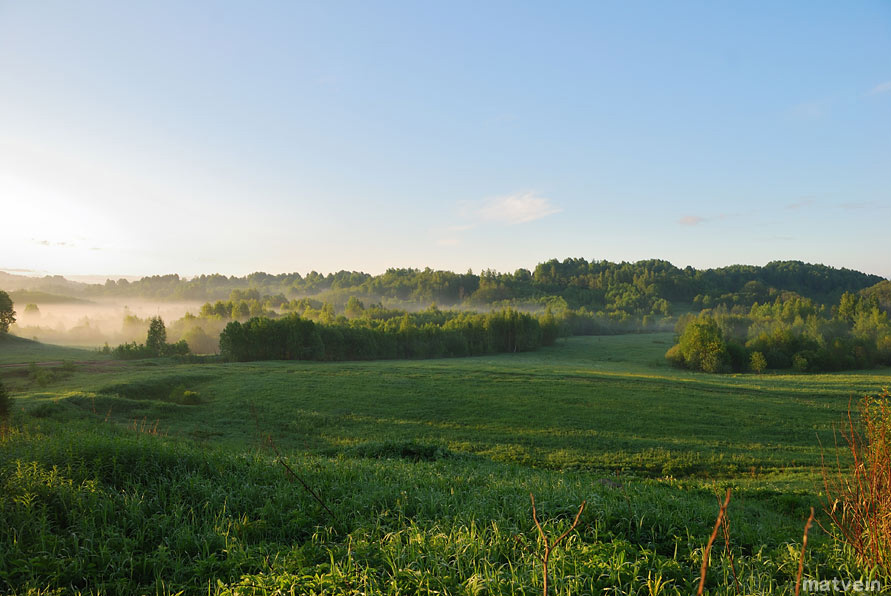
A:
1,1,890,280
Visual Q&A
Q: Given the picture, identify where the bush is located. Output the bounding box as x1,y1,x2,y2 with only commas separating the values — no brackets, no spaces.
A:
169,384,202,405
749,351,767,374
28,363,55,387
111,335,190,360
181,391,201,405
665,344,684,368
674,317,729,373
822,389,891,570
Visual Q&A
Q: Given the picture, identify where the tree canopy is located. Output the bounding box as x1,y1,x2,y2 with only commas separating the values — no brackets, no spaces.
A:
0,291,15,333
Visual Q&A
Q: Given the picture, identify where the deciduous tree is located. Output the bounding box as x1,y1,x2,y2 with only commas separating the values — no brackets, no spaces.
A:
0,291,15,333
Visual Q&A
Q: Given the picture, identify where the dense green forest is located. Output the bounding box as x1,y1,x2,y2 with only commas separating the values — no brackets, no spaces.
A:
219,308,556,362
4,260,889,371
667,291,891,373
3,260,884,317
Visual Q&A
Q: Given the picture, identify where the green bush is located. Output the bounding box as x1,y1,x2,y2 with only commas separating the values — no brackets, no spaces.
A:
28,363,55,387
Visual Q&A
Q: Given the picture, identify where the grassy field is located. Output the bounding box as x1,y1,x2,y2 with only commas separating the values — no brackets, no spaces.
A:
2,333,889,594
0,333,103,365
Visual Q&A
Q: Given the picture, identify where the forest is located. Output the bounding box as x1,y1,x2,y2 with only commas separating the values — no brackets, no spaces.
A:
3,260,890,373
667,291,891,373
4,259,883,315
219,308,555,362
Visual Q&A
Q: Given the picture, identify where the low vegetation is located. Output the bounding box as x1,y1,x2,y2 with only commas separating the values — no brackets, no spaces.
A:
0,334,889,593
822,388,891,571
667,293,891,373
105,317,190,360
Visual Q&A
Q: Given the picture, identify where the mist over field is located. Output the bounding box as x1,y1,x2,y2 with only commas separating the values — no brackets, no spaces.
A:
11,300,202,348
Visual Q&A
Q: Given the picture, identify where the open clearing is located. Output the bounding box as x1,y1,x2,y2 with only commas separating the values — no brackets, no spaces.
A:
8,333,888,483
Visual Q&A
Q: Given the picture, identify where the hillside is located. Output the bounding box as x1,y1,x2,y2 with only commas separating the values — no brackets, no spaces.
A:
4,259,887,314
8,290,92,305
0,333,100,365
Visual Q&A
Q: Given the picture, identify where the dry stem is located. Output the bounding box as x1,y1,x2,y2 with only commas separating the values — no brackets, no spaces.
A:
530,493,586,596
698,488,731,596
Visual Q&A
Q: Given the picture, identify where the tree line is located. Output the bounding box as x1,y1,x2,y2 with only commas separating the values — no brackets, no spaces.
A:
666,292,891,373
22,260,882,322
104,317,190,359
219,308,557,362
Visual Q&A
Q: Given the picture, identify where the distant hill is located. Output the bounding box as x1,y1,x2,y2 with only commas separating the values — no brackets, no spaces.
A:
3,260,887,318
8,290,91,305
0,271,86,294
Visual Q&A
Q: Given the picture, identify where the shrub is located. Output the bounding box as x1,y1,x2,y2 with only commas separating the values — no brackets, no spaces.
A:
665,344,684,368
675,317,729,373
749,351,767,374
822,389,891,571
168,385,202,405
181,390,201,405
27,363,55,387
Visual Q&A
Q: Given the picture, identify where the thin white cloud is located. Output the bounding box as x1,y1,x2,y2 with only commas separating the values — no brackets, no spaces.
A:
870,81,891,95
678,215,706,226
472,191,562,225
434,191,560,246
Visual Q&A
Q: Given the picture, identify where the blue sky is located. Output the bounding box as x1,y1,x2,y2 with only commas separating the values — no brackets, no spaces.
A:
1,1,889,279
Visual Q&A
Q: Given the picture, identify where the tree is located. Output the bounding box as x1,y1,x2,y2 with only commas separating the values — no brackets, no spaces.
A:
750,351,767,374
146,317,167,356
837,292,859,324
0,291,15,333
677,317,728,373
345,296,365,319
232,301,251,320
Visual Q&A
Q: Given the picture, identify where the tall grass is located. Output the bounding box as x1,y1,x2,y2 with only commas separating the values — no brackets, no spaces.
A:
2,416,858,595
822,388,891,571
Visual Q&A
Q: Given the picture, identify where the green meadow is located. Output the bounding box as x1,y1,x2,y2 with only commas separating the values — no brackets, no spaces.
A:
0,334,101,365
2,334,889,594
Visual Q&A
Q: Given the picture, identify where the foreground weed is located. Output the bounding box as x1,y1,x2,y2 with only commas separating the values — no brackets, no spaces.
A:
795,507,815,596
698,489,730,596
529,492,586,596
821,389,891,571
